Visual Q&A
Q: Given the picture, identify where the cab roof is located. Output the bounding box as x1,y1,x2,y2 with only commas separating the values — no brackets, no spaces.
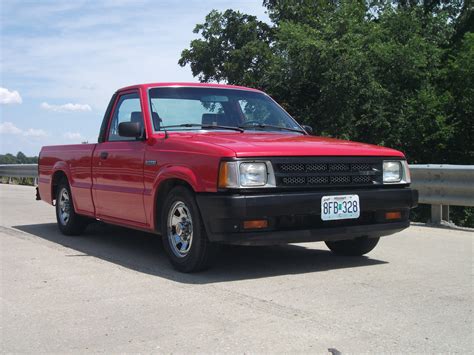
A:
117,82,263,93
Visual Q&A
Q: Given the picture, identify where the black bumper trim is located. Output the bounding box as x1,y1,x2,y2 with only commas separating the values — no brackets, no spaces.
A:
196,188,418,244
205,221,409,245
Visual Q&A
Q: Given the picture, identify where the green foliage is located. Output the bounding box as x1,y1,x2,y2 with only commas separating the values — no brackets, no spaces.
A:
410,204,474,228
179,0,473,165
443,32,474,163
0,152,38,164
0,152,38,186
180,0,474,226
179,9,273,85
0,176,36,186
451,206,474,228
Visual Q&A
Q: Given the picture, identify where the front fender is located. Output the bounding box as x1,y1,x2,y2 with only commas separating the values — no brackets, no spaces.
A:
153,165,203,193
146,165,206,231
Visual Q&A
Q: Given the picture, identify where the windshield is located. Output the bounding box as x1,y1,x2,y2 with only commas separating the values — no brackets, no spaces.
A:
148,87,303,133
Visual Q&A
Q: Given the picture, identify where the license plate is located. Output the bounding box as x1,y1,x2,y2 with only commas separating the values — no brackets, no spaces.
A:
321,194,360,221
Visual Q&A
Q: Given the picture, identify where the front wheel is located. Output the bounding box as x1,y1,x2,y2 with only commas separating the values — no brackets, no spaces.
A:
325,236,380,256
161,186,218,272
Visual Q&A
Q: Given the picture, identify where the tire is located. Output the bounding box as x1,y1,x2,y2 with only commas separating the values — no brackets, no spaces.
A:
325,236,380,256
55,179,88,236
161,186,218,272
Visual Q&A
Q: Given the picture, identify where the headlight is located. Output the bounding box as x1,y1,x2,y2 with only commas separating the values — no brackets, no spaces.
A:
383,161,401,182
383,160,411,184
218,161,276,188
240,162,267,186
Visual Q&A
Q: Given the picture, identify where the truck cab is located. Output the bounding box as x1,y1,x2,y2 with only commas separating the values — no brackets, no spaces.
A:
38,83,418,272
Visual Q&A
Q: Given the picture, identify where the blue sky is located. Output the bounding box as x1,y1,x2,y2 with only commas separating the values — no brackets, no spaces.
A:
0,0,269,155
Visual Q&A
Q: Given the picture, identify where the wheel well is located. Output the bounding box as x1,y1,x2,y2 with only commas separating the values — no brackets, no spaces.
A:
51,171,68,201
155,178,194,232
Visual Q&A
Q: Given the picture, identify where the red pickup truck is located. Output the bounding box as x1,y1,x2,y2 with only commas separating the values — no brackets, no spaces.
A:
38,82,418,272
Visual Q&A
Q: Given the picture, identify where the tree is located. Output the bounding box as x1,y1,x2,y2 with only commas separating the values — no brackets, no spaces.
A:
179,9,273,86
179,0,472,164
443,32,474,163
0,153,17,164
16,152,27,164
0,152,38,164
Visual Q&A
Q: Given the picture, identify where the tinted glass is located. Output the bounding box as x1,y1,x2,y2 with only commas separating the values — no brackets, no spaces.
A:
149,87,301,132
108,92,143,141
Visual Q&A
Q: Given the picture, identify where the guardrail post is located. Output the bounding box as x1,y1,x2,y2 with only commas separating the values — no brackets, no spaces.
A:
431,204,450,224
442,205,450,222
431,204,442,224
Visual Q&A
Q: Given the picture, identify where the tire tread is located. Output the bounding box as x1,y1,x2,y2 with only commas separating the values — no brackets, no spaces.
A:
161,186,218,272
325,236,379,256
55,179,88,236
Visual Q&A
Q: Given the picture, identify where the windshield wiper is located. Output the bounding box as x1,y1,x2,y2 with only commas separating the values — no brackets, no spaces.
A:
239,123,305,134
160,123,244,133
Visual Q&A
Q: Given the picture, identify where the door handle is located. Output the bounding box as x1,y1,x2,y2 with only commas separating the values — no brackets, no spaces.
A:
100,152,109,160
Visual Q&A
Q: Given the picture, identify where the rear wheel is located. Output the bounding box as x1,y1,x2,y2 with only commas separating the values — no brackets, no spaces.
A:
55,179,88,236
325,236,379,256
161,186,218,272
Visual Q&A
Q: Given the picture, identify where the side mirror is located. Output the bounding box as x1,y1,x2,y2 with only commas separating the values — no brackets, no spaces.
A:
301,125,313,135
118,122,143,138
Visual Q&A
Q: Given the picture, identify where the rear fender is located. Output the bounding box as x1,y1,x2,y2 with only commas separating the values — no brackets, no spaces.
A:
52,161,72,181
51,161,73,203
39,158,70,205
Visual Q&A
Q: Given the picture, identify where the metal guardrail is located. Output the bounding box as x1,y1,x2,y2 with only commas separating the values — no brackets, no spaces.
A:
409,164,474,224
409,165,474,206
0,164,38,178
1,163,473,224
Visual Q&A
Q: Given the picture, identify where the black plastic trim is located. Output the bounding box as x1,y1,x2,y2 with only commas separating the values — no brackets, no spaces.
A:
98,93,117,143
196,187,418,244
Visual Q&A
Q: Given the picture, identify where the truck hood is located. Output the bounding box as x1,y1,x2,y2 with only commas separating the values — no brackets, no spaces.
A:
174,131,404,158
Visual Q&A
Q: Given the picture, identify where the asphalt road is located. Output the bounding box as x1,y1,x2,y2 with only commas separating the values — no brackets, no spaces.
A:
1,184,472,353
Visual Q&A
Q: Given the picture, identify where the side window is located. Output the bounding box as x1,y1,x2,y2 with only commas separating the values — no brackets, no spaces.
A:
108,93,143,141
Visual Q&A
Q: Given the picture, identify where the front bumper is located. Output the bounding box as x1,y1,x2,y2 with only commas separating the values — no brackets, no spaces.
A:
196,188,418,245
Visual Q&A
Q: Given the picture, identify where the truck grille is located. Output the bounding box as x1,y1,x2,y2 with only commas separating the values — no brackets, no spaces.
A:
272,158,383,188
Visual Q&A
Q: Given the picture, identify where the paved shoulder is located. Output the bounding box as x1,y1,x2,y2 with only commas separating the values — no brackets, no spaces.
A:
1,184,472,353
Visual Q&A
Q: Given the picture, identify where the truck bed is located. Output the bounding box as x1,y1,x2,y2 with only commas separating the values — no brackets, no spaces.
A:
38,144,97,216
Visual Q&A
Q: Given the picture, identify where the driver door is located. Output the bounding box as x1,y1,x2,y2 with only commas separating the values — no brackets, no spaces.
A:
92,91,147,225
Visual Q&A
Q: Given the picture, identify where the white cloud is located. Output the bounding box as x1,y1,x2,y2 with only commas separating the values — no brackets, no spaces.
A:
40,102,92,112
63,132,83,140
0,121,22,134
0,1,269,108
0,87,22,104
0,121,47,137
0,0,270,155
24,128,47,137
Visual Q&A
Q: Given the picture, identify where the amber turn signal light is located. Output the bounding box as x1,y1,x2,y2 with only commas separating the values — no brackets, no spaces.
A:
385,211,401,220
243,220,268,229
218,162,228,188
